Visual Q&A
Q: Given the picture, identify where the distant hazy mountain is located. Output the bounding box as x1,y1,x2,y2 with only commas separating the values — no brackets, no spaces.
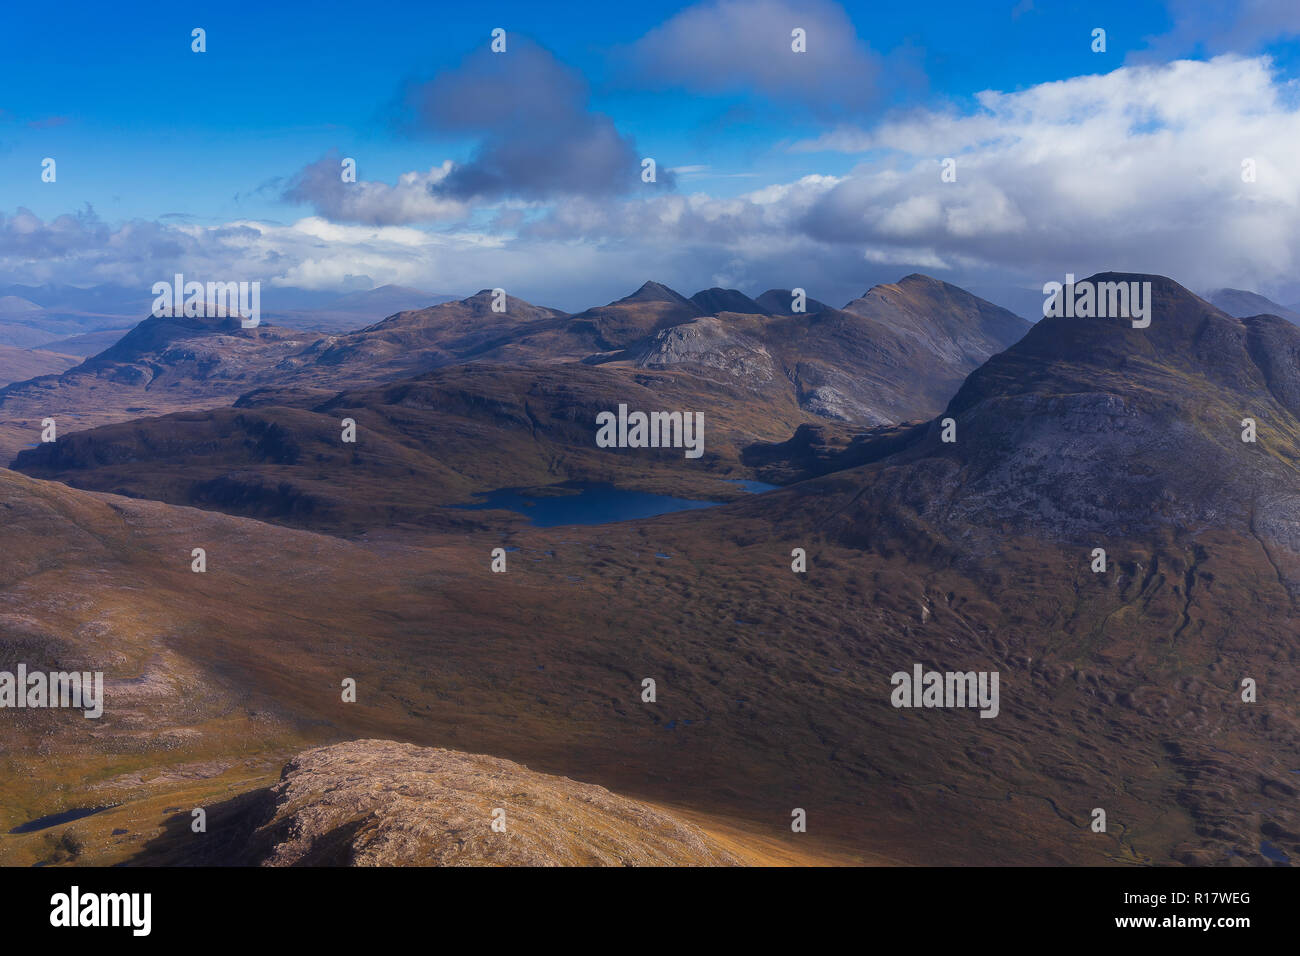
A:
1205,287,1300,325
0,344,78,387
0,282,150,315
322,284,448,312
0,314,322,460
0,295,43,315
0,281,456,319
0,282,143,350
262,284,459,333
30,327,133,357
964,283,1044,321
0,284,161,353
0,322,67,349
0,281,460,342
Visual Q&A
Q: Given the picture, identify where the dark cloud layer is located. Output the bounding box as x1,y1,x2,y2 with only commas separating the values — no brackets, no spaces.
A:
403,38,672,201
622,0,888,117
1141,0,1300,58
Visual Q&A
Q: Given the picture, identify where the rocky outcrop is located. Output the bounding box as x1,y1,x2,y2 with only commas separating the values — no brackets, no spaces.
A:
635,316,777,382
238,740,743,866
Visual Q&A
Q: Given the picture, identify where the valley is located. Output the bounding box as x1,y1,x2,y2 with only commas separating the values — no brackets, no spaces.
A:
0,272,1296,868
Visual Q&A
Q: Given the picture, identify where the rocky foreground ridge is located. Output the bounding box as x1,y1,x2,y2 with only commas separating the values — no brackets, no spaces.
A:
181,740,744,866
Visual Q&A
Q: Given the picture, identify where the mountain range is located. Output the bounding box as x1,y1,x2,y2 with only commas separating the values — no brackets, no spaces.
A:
0,274,1027,472
1,270,1297,867
0,282,458,353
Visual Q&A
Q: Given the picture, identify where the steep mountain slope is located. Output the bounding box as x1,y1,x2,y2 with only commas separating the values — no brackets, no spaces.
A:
840,273,1031,367
635,276,1031,425
803,273,1300,564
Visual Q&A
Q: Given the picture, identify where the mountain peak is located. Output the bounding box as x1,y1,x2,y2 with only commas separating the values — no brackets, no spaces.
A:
897,272,943,286
841,272,1030,367
90,311,262,365
1065,271,1226,331
617,281,692,306
859,273,956,301
756,289,829,315
458,289,551,314
371,283,427,295
688,287,769,315
349,288,565,337
943,272,1268,425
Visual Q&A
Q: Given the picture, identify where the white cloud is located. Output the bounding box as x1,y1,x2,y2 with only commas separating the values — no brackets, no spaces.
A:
8,56,1300,310
282,157,468,226
790,55,1300,294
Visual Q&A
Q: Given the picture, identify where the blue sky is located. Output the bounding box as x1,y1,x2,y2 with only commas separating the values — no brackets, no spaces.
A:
2,0,1300,311
1,0,1181,221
